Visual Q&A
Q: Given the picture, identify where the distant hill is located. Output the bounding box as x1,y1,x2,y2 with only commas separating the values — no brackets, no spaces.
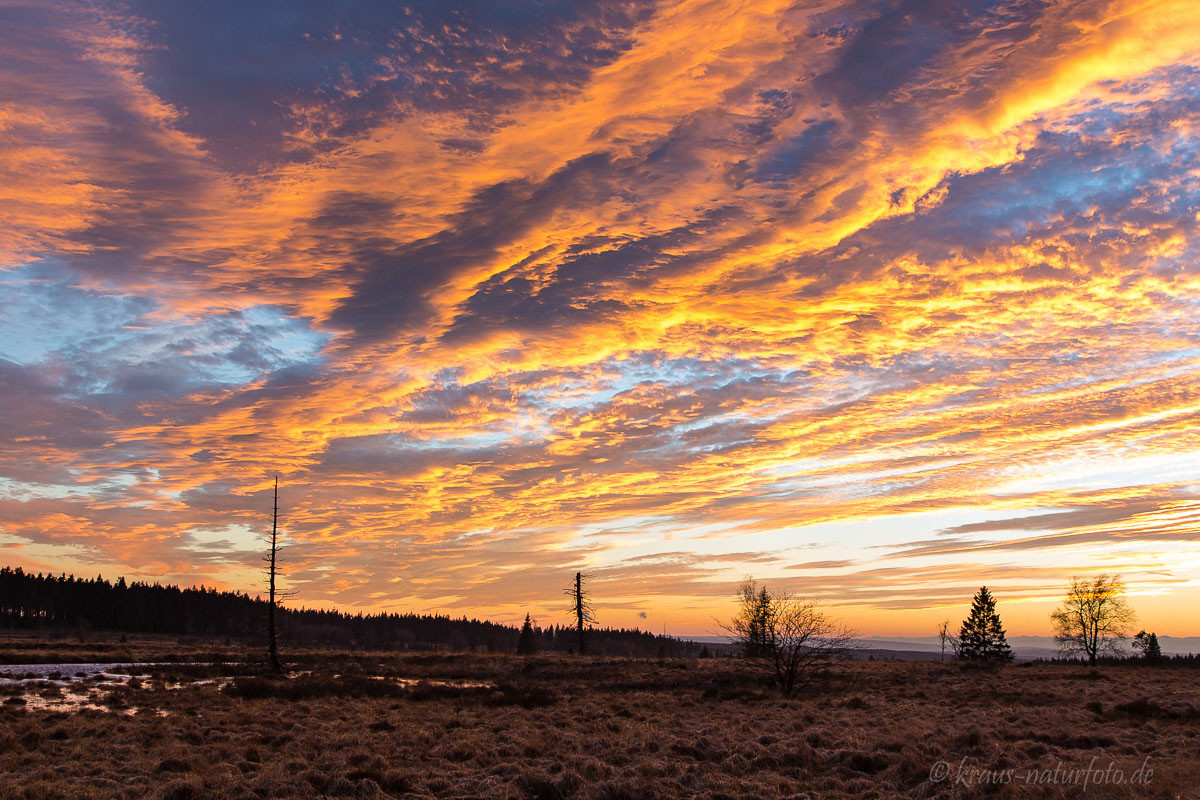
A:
857,635,1200,660
692,634,1200,662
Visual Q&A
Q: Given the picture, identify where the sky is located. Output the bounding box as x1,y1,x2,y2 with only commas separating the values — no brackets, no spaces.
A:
2,0,1200,637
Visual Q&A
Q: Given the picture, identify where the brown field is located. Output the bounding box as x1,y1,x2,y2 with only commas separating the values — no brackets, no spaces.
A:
0,632,256,666
1,643,1198,799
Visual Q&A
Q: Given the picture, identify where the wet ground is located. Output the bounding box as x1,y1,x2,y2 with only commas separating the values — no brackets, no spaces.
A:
0,662,220,715
3,656,1197,799
0,662,489,715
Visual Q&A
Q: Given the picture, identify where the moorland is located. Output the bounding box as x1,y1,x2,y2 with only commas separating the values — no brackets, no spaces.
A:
1,636,1198,799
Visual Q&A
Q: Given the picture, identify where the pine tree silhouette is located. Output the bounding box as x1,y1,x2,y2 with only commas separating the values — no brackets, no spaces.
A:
957,586,1012,662
1146,632,1163,663
1142,633,1161,662
741,583,773,658
516,613,538,655
1133,630,1163,663
0,565,686,657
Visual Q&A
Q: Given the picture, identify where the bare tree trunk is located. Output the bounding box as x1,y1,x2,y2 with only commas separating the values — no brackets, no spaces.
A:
267,477,282,674
573,572,586,656
937,620,951,662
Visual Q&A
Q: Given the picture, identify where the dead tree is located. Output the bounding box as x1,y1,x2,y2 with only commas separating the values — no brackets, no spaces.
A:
937,619,954,662
564,571,595,655
264,477,286,674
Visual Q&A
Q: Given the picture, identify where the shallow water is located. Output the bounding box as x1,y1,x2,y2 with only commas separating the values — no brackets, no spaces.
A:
11,687,142,715
0,663,493,712
0,662,208,683
325,673,493,688
392,677,493,688
0,662,216,714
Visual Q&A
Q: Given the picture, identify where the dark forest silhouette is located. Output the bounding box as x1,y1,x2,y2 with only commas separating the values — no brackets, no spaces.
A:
0,566,691,657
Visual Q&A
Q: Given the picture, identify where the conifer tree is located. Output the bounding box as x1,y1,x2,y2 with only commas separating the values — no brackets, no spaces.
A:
1147,632,1163,662
957,586,1012,663
742,584,773,658
516,613,538,655
1132,630,1163,663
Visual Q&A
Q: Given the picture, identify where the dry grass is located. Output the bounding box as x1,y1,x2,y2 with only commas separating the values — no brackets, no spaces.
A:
1,650,1198,799
0,632,256,666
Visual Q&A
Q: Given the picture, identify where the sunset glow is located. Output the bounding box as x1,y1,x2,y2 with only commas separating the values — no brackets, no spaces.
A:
3,0,1200,636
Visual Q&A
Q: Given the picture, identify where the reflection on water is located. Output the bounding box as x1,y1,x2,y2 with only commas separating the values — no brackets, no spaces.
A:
283,670,493,688
0,662,149,682
0,662,216,715
392,677,493,688
15,687,139,715
0,662,495,713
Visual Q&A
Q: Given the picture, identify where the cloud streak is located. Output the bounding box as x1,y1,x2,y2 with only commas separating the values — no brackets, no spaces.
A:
2,0,1200,633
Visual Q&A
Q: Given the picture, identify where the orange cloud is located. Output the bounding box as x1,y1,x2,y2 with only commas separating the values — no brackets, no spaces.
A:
2,0,1200,634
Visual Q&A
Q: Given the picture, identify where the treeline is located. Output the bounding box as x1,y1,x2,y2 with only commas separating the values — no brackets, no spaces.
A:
1034,654,1200,668
0,567,688,656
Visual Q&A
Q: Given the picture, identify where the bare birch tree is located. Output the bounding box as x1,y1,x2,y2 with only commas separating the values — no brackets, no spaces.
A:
1050,574,1135,665
937,619,954,662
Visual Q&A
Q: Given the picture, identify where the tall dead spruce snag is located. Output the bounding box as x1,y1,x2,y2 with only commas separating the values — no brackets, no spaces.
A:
265,477,283,674
566,571,595,655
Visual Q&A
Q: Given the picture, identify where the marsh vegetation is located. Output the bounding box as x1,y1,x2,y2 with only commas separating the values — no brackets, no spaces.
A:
2,641,1198,799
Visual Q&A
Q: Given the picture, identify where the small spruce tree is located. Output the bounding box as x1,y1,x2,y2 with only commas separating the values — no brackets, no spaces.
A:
1132,630,1163,664
958,586,1012,663
742,584,773,658
1147,632,1163,662
516,613,538,655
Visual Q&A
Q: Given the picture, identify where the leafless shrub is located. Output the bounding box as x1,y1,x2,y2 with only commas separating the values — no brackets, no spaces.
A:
721,579,856,696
